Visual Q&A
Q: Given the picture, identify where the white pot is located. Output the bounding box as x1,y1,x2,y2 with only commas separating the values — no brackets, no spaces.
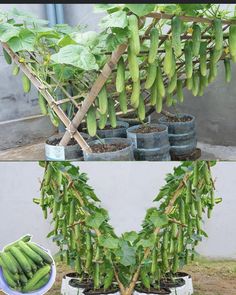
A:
134,289,171,295
67,283,85,295
61,273,80,295
174,273,193,295
169,283,186,295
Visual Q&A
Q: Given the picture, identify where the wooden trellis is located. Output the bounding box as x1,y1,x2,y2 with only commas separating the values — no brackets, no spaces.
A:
2,11,236,152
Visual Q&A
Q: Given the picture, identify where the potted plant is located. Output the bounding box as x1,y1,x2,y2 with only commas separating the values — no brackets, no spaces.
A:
36,160,219,295
159,114,196,158
126,124,170,161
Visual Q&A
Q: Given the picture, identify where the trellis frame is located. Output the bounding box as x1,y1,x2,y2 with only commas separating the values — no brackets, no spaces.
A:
2,11,236,152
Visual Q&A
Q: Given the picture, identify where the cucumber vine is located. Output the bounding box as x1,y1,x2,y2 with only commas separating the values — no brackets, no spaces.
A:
36,160,219,294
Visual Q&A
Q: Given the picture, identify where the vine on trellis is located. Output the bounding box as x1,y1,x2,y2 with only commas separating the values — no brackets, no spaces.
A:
35,160,220,295
1,4,236,150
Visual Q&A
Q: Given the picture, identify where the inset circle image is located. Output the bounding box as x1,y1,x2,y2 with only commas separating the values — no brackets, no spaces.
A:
0,235,56,295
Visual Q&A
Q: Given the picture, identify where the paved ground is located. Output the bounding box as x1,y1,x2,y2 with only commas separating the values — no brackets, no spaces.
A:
0,140,235,161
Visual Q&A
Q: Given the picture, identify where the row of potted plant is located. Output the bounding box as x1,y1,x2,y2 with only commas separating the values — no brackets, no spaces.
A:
45,113,196,161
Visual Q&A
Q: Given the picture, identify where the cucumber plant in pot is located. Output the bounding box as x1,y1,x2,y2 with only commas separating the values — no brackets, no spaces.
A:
1,4,236,160
35,160,220,295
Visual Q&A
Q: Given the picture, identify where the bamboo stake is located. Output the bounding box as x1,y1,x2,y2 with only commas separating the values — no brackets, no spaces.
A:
2,42,91,152
59,43,127,147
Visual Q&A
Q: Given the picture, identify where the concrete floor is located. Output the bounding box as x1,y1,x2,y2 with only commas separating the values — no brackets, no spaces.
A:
0,139,235,161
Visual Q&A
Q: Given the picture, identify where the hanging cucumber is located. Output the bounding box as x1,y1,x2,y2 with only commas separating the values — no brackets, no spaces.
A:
3,48,12,64
151,247,157,275
213,18,223,51
184,41,193,79
167,71,177,94
164,39,173,77
229,25,236,60
208,52,217,83
145,61,157,89
179,199,186,224
199,42,207,76
192,71,200,97
119,90,128,114
171,16,182,57
38,92,48,115
224,58,231,83
156,92,163,114
177,79,184,103
98,111,107,130
12,64,20,76
148,27,159,64
22,74,31,93
116,57,125,93
166,92,173,107
192,24,201,56
150,80,157,106
128,14,140,55
138,95,145,121
140,267,151,289
192,161,199,188
212,47,222,63
86,106,97,137
172,254,179,273
128,47,139,82
156,64,165,98
108,98,117,128
98,86,108,115
130,80,140,109
169,51,176,79
186,77,193,90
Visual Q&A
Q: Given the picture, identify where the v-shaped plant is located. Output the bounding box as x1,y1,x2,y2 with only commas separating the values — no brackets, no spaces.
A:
36,161,219,295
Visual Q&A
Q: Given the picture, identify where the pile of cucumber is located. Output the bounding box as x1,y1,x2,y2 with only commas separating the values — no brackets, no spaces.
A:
0,235,53,293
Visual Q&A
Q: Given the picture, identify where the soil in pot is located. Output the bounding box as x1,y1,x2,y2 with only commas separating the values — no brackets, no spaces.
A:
91,143,129,153
132,126,163,134
84,285,119,295
83,138,134,161
135,286,171,294
160,278,185,289
163,116,192,123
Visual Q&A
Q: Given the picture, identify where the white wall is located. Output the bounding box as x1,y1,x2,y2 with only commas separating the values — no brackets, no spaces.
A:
0,162,235,259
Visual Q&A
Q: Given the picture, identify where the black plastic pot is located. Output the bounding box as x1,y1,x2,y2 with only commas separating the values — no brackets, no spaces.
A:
126,124,170,161
45,132,90,160
159,114,197,157
83,138,134,161
96,121,129,139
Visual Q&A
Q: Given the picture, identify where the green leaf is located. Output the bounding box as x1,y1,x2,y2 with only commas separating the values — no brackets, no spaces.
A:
136,233,156,249
0,23,20,42
117,240,136,266
100,10,128,30
85,212,106,229
122,231,139,244
99,236,119,249
149,211,169,228
70,31,99,48
7,29,35,52
125,4,156,16
58,35,77,47
51,45,99,71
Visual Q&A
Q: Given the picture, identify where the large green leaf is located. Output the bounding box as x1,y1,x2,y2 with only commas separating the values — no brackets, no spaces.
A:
85,212,106,229
0,23,20,42
51,45,99,71
149,210,169,228
7,29,35,52
100,10,128,30
99,236,119,249
70,31,99,48
117,240,136,266
125,4,156,16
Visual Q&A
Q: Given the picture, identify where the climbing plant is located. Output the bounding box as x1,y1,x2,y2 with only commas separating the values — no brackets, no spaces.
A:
1,4,236,148
35,160,220,295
